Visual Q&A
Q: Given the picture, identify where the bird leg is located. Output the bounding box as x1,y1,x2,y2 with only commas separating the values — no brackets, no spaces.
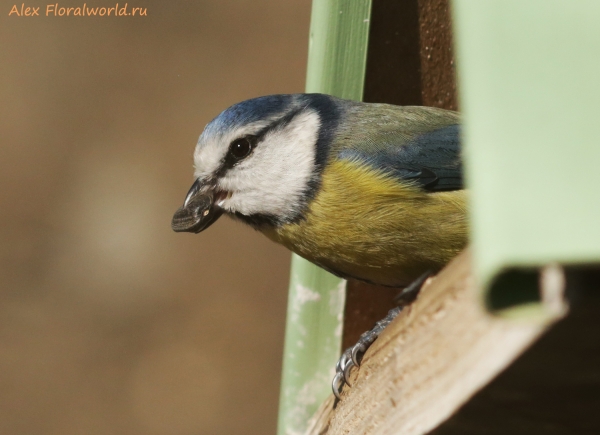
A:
332,271,432,399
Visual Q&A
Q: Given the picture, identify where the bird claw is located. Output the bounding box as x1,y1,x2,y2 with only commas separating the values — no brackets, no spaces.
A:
332,306,403,398
330,272,432,399
351,342,366,367
343,358,355,386
332,348,356,399
332,372,344,400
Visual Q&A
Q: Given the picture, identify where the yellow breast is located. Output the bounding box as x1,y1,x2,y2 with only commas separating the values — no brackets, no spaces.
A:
262,159,468,287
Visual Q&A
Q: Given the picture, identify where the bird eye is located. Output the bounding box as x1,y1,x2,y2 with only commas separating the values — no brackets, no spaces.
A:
228,137,254,161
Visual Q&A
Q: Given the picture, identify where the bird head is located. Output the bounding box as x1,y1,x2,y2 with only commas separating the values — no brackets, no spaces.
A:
172,94,340,233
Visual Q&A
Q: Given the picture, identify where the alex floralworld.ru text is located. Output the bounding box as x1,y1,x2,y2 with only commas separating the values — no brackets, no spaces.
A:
8,3,147,16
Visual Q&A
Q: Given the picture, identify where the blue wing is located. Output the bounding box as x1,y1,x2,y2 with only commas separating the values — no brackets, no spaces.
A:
338,124,462,192
303,96,463,192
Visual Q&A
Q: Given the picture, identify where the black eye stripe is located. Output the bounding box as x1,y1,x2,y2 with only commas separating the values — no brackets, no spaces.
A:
253,107,304,139
214,107,306,177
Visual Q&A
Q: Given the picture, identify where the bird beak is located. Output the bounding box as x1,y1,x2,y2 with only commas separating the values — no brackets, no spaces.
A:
171,178,224,233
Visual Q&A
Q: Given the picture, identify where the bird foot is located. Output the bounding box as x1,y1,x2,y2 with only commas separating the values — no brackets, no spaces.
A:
332,307,401,399
332,271,432,399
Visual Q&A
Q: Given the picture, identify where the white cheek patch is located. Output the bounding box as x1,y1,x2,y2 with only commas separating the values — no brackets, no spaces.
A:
218,110,320,220
193,120,272,181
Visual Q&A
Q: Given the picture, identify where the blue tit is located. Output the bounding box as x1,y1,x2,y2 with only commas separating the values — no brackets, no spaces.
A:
172,93,467,287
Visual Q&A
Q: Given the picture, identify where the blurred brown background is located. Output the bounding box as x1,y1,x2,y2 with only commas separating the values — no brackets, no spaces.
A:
0,1,310,433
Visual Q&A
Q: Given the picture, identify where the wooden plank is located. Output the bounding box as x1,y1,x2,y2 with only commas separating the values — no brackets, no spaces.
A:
363,0,422,106
305,249,566,435
417,0,457,110
342,0,457,371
